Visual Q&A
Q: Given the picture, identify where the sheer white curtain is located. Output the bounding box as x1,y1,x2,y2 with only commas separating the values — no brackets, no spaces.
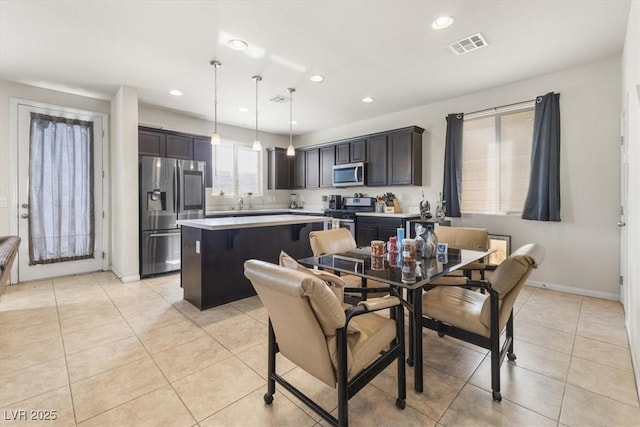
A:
28,113,94,265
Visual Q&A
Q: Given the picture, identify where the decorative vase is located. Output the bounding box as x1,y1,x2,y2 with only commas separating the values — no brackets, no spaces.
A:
415,224,438,259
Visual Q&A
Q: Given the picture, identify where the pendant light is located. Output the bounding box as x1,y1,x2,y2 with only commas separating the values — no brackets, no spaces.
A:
251,75,263,151
286,88,296,156
210,60,221,145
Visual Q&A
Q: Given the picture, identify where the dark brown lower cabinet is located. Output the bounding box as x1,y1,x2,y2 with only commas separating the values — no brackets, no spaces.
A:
355,216,404,247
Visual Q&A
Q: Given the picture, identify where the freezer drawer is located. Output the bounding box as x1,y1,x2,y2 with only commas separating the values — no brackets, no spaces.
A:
141,230,181,277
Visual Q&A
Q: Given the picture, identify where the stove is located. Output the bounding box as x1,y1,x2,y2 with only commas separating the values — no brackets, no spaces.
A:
324,197,375,221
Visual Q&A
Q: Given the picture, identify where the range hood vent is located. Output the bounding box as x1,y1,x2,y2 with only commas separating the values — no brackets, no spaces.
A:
449,33,488,55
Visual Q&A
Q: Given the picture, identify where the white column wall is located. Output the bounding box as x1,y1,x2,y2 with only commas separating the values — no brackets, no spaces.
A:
110,86,139,282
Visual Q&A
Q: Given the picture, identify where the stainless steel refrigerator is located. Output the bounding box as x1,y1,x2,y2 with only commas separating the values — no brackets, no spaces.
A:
139,156,206,277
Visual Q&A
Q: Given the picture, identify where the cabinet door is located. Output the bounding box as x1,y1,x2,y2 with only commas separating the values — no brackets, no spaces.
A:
139,130,166,157
356,223,378,247
351,139,366,162
305,148,320,188
388,130,416,185
336,143,350,164
378,225,400,243
267,148,292,190
166,135,193,159
366,135,388,186
193,138,213,187
320,146,335,187
293,150,306,188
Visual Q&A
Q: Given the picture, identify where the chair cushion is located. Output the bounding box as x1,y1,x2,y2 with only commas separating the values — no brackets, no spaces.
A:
422,287,490,337
435,227,488,250
328,311,397,379
280,251,347,302
488,255,531,295
309,228,357,257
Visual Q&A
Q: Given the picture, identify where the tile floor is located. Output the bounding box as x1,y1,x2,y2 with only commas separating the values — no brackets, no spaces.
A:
0,272,638,426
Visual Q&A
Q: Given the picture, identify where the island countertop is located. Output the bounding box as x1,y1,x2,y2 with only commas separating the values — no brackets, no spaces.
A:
178,214,329,231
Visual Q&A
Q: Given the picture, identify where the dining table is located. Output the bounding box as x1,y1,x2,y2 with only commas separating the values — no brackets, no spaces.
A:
298,246,494,393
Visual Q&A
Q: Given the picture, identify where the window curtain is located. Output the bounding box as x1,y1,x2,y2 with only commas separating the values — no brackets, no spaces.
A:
28,113,95,265
522,92,561,221
442,113,464,217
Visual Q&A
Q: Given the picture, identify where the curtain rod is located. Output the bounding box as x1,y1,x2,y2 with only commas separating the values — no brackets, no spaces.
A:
464,98,537,117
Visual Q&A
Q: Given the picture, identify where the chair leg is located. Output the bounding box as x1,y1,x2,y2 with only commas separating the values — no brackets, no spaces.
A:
489,290,502,401
264,320,276,404
506,311,517,361
396,304,407,409
337,328,349,427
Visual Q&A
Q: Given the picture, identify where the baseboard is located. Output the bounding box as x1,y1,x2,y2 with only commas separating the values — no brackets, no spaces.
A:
527,280,620,301
627,323,640,402
110,267,140,283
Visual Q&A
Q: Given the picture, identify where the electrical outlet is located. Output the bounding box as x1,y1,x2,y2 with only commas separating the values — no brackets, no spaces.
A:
0,197,7,208
397,194,405,202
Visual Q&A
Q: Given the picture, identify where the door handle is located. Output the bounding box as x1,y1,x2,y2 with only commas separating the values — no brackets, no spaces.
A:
21,213,29,218
617,222,626,227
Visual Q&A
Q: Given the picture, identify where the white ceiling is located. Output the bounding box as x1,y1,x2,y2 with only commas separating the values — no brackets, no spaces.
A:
0,1,631,136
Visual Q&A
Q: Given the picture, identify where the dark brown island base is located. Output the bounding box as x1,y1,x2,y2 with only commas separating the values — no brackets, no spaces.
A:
177,214,329,310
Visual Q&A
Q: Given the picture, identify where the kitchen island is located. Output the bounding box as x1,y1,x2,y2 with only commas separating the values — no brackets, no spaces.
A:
177,214,329,310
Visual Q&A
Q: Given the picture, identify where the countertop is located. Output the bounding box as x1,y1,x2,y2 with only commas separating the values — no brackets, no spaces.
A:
355,212,420,219
178,214,329,231
205,208,324,216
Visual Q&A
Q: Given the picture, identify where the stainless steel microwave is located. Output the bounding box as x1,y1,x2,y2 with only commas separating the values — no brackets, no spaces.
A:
332,162,365,187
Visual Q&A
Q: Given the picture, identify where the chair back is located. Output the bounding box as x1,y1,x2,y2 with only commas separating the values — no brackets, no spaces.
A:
480,243,545,331
309,228,357,256
435,226,489,250
244,259,345,386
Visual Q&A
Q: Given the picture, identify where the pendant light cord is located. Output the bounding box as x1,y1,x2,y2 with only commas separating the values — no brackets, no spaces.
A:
254,76,261,142
289,89,293,146
214,63,218,134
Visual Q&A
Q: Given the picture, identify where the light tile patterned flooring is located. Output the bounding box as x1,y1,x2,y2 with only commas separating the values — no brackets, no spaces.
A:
0,272,638,426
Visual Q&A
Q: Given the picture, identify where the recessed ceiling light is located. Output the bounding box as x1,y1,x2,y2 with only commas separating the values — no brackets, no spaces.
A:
238,107,249,113
169,89,183,96
432,16,454,30
228,39,248,51
290,120,298,125
309,74,324,83
361,97,375,103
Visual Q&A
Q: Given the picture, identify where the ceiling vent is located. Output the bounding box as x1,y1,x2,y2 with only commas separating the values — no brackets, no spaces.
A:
269,95,289,103
449,33,488,55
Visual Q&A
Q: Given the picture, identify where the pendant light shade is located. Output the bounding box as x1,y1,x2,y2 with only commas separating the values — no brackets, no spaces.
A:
286,88,295,156
210,60,221,145
252,75,262,151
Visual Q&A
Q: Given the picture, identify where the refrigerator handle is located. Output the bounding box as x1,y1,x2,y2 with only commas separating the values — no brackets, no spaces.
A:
174,163,179,213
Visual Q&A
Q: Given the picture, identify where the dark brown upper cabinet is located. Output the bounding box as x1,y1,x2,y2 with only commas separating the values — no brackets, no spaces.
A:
267,147,293,190
305,148,320,188
138,129,166,157
166,134,193,160
335,138,366,165
293,149,306,189
366,135,388,186
320,145,335,187
193,137,213,187
387,128,423,186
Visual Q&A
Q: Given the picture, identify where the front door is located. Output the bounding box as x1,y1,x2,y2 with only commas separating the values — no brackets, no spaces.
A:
16,101,107,282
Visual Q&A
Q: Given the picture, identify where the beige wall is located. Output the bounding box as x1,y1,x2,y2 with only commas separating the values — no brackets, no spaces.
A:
621,0,640,399
297,58,622,300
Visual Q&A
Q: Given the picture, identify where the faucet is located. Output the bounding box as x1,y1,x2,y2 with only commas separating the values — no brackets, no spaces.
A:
237,197,244,210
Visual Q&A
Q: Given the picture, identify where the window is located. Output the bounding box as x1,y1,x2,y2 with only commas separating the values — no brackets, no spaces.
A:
461,108,534,214
212,141,262,196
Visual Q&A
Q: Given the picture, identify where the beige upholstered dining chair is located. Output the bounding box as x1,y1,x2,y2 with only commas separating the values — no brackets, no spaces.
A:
309,228,389,299
433,226,495,283
421,243,545,401
244,259,406,427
